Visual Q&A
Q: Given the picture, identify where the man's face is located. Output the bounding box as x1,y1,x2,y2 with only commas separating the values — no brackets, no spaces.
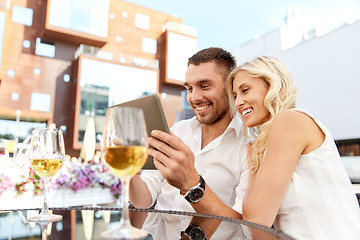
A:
183,62,229,125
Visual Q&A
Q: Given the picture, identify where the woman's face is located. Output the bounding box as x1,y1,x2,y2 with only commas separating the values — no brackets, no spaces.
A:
232,71,270,127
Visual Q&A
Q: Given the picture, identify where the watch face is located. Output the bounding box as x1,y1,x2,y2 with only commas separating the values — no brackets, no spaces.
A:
189,188,204,202
189,226,205,239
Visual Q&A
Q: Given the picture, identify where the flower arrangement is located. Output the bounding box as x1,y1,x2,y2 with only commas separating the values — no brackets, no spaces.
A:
0,153,122,200
0,154,41,196
15,168,44,196
52,159,122,199
0,172,15,195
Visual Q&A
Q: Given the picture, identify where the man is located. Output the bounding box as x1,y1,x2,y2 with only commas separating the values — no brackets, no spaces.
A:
130,47,249,239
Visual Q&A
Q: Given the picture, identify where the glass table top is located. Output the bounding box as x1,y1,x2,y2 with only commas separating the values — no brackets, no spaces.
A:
0,206,294,240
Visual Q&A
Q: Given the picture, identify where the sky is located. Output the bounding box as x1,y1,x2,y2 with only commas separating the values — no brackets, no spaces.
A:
125,0,360,50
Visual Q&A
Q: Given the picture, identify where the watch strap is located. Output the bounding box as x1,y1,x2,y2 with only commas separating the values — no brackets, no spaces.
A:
184,175,205,203
181,224,207,240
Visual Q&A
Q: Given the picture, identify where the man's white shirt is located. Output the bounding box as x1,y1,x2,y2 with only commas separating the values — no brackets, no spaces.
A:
140,114,250,239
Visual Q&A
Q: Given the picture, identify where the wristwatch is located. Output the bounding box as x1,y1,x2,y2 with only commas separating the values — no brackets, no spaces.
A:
182,175,206,203
181,224,207,240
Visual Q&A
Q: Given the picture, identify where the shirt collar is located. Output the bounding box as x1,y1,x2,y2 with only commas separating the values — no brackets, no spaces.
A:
188,113,243,139
189,116,199,129
225,113,243,139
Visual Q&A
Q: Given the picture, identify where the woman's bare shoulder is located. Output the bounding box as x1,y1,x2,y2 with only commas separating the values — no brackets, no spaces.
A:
271,110,321,142
272,109,313,129
269,109,317,156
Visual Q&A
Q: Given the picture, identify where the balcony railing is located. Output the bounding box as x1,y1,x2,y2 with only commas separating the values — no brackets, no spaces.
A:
74,44,159,70
164,21,198,37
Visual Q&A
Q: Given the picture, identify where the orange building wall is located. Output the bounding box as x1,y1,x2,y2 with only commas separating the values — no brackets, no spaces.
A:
0,0,188,155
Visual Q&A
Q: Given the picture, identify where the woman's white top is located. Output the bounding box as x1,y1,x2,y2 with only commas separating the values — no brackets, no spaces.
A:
274,109,360,239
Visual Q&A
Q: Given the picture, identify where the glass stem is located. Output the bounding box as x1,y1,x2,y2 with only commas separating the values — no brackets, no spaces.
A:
41,225,47,240
119,176,132,228
41,178,51,215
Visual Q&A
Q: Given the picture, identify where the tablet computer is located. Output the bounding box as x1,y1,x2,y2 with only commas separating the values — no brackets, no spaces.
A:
114,94,170,169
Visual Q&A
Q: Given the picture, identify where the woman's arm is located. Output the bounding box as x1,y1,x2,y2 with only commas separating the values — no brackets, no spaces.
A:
242,110,323,227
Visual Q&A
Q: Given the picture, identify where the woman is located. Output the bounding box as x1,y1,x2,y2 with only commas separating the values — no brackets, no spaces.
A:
226,56,360,239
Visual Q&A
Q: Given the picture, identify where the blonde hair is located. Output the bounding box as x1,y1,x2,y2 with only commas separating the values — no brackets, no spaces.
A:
226,56,298,172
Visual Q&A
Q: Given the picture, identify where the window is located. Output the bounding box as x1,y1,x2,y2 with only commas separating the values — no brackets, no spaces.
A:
133,58,148,67
77,58,157,142
23,40,31,48
0,119,46,142
7,69,15,77
35,38,55,58
30,92,51,112
60,125,67,133
63,74,70,82
48,0,110,38
96,51,113,61
11,92,19,101
116,36,122,42
12,6,33,26
75,58,157,144
180,90,195,120
80,86,109,116
142,37,157,54
135,13,149,30
33,68,41,75
166,32,198,82
80,58,157,110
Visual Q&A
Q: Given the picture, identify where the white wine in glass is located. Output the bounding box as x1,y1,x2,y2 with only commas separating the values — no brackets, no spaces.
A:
101,106,149,239
28,128,65,223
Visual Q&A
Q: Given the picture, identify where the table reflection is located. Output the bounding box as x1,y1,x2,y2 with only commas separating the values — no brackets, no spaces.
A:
0,207,294,240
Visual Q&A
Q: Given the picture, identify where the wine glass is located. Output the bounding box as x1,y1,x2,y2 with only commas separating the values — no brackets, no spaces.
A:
101,106,149,239
28,128,65,222
37,220,51,240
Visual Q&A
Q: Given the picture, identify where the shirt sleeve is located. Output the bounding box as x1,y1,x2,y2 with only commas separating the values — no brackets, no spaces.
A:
140,169,164,207
232,138,250,213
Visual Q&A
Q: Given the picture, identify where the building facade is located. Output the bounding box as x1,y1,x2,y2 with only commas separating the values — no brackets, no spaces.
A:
0,0,197,155
231,19,360,156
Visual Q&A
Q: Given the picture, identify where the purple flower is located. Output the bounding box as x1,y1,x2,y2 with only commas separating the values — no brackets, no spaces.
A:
51,160,122,199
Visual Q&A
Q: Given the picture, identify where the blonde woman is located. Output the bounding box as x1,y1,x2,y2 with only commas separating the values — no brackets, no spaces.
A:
226,56,360,239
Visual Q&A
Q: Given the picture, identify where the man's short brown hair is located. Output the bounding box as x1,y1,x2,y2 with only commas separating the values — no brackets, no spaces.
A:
188,47,236,79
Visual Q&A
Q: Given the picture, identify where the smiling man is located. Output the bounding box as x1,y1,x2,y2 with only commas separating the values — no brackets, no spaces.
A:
129,47,250,239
